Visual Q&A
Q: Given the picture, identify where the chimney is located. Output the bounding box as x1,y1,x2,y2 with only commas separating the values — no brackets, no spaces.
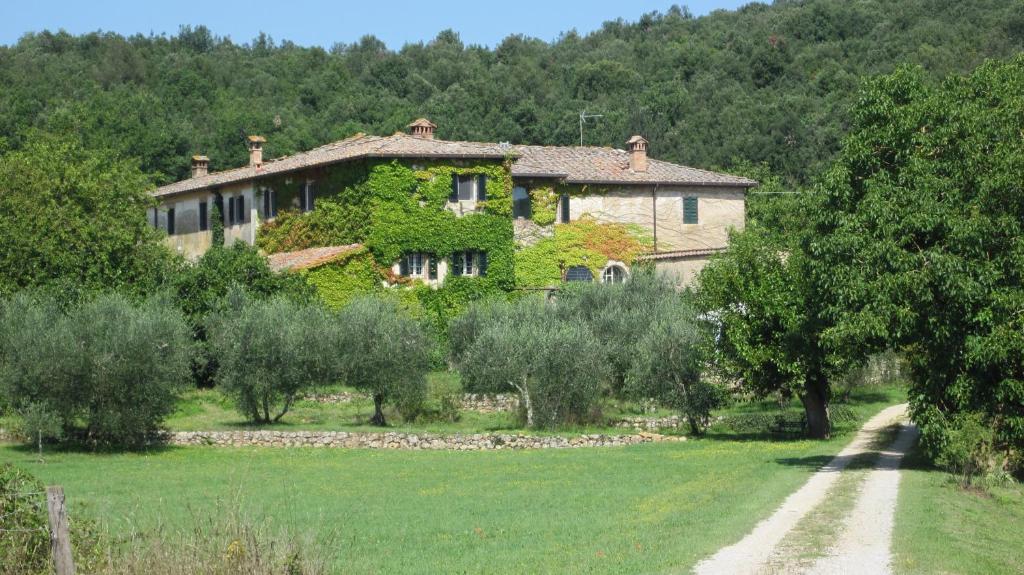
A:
408,118,437,140
247,135,266,167
190,155,210,178
627,135,648,173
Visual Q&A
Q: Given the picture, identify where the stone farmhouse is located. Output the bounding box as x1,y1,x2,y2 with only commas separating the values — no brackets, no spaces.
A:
151,119,755,288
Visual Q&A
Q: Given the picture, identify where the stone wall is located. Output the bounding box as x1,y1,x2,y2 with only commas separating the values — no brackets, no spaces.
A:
303,392,520,413
613,415,683,432
168,430,683,450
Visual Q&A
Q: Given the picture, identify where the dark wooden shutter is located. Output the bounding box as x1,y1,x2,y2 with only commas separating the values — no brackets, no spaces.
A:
227,198,234,225
399,255,409,276
560,193,570,223
262,190,270,218
449,176,459,202
428,254,438,279
199,201,208,231
683,197,698,224
241,196,249,224
478,252,488,277
167,208,175,235
477,175,487,201
451,252,463,276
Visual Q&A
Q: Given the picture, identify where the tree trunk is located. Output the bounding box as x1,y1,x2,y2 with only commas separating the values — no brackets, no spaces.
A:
514,380,533,428
370,393,386,426
800,378,831,439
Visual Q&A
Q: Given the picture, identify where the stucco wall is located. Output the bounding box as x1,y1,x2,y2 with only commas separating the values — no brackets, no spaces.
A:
653,255,712,287
156,182,259,259
569,186,745,251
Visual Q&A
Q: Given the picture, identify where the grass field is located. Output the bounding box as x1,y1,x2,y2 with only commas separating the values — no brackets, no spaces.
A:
0,387,905,574
892,446,1024,575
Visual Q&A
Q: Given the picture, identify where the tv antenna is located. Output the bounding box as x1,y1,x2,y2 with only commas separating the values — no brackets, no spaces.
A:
579,110,603,146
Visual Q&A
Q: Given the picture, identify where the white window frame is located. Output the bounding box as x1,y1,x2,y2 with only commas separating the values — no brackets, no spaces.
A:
407,253,426,277
601,264,628,284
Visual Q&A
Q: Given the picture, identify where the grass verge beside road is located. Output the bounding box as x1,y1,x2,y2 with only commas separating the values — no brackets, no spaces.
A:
892,446,1024,575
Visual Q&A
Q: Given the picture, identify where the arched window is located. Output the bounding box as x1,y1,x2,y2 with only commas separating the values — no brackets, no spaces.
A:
565,266,593,282
601,265,626,284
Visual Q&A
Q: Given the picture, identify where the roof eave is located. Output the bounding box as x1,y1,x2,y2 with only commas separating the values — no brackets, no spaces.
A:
563,178,757,188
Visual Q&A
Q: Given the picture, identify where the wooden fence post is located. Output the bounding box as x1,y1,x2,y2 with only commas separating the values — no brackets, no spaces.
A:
45,485,75,575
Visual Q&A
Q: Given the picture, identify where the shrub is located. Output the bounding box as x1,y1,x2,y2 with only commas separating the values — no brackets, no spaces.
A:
458,297,608,428
208,291,340,423
625,298,718,434
933,412,998,488
0,464,105,574
0,292,193,448
335,296,432,426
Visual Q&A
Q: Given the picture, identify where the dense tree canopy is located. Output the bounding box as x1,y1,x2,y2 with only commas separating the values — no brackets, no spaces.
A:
810,56,1024,462
0,131,176,298
0,0,1019,185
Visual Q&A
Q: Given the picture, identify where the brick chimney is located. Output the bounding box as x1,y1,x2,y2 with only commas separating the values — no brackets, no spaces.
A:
247,135,266,168
408,118,436,140
190,155,209,178
627,135,648,173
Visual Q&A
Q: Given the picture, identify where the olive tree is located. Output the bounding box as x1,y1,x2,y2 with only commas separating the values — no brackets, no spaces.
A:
336,296,432,426
554,269,676,396
208,292,339,423
458,297,608,428
0,292,193,447
625,299,719,435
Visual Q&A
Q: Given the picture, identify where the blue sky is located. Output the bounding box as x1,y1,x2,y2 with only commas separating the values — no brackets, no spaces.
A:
1,0,752,49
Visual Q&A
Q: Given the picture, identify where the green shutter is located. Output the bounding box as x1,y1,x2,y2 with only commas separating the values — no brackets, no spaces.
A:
451,252,464,276
683,197,698,224
428,254,438,279
478,252,488,277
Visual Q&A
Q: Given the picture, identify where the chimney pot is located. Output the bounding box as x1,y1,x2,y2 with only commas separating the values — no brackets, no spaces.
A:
408,118,437,140
247,135,266,168
627,135,648,173
191,155,210,178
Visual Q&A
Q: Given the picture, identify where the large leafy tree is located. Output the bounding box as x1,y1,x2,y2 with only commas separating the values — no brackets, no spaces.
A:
0,131,177,297
809,57,1024,459
697,220,836,438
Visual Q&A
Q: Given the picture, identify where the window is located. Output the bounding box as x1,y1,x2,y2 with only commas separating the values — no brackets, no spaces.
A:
449,174,487,202
227,196,246,225
151,208,158,229
683,196,699,224
601,265,626,284
565,266,593,282
166,208,175,235
451,251,488,277
199,201,209,231
262,189,277,219
559,193,570,223
399,253,436,279
300,182,316,212
512,186,531,219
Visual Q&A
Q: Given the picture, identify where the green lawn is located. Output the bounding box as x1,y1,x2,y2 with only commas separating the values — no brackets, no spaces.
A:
893,446,1024,575
0,387,905,574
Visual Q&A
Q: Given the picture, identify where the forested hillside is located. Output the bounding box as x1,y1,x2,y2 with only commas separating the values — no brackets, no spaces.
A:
0,0,1021,184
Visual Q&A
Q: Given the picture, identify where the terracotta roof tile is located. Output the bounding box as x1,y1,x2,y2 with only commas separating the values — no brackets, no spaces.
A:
154,133,754,198
154,133,512,197
510,145,755,187
267,244,364,272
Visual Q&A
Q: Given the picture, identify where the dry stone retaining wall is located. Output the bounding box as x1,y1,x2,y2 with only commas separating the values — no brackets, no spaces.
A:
614,415,684,431
303,391,520,413
168,430,683,450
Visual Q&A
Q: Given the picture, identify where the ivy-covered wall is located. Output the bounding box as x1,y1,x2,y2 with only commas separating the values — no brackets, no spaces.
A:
515,217,651,287
257,159,651,310
257,159,515,328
